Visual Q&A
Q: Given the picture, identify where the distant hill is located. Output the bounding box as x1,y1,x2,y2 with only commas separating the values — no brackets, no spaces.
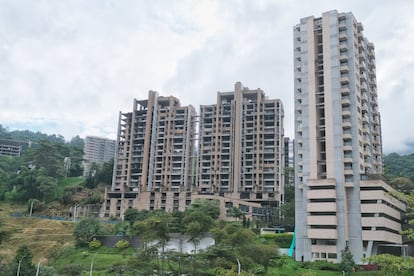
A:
0,124,83,150
384,152,414,183
0,124,65,143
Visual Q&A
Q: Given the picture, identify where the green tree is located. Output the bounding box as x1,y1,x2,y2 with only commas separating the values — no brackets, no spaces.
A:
124,208,150,225
229,207,243,221
23,140,65,178
68,135,84,150
183,209,215,254
391,177,414,193
73,217,102,247
12,245,36,276
390,190,414,239
36,174,58,202
242,243,279,273
366,254,414,274
340,244,355,273
133,210,173,269
384,153,414,184
187,199,220,220
272,185,295,227
213,224,255,248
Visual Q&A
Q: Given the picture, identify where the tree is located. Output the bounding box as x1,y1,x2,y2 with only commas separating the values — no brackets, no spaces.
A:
22,140,65,178
242,243,279,273
36,174,58,202
68,135,84,150
384,153,414,184
133,210,173,252
366,254,414,274
229,207,243,221
390,190,414,239
213,223,255,249
12,245,36,276
390,177,414,194
124,208,150,225
183,209,215,253
131,211,173,275
73,217,102,247
340,244,355,273
187,199,220,220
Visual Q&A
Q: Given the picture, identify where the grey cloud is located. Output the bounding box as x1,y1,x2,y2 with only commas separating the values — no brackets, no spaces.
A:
0,0,413,153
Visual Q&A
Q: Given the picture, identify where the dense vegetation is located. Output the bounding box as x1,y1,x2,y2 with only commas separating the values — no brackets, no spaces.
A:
384,153,414,186
1,127,414,274
0,128,112,205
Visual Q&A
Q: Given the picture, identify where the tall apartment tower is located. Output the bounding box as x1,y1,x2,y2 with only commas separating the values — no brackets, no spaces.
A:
197,82,284,221
83,136,115,176
294,11,405,263
102,91,196,218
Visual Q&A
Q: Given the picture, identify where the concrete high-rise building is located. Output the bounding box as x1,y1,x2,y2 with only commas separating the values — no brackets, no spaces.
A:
294,11,406,263
197,82,285,222
83,136,115,175
102,91,196,218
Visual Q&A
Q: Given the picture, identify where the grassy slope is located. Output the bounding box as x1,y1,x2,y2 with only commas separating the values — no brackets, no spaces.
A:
55,176,86,198
0,203,75,265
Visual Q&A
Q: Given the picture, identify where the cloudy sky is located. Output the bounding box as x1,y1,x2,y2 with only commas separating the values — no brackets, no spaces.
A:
1,0,413,154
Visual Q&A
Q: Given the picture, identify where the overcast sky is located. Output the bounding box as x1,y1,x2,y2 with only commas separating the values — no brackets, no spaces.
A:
1,0,413,154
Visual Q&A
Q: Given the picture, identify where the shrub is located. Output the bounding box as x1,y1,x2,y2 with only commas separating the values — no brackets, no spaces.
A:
28,198,45,213
308,260,341,271
4,189,18,201
260,233,293,248
88,239,102,250
115,239,130,250
59,263,84,276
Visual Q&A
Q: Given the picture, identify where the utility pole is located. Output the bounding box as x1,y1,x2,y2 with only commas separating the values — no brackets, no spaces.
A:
16,256,26,276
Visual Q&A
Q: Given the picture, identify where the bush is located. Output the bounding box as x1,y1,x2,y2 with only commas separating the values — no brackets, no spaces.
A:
28,198,45,213
88,239,102,250
4,189,18,201
59,263,84,276
115,239,130,250
307,260,341,271
260,233,293,248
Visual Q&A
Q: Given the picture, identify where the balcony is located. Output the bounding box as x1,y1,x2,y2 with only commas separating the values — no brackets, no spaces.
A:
307,215,337,225
308,229,337,239
362,230,402,244
307,202,336,212
307,189,336,199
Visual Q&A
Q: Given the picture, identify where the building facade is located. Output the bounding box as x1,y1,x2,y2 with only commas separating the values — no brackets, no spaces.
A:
197,82,285,222
102,91,196,218
83,136,116,175
0,139,30,157
294,10,405,263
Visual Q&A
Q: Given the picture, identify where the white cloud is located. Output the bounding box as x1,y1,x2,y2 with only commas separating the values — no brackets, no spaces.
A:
0,0,413,154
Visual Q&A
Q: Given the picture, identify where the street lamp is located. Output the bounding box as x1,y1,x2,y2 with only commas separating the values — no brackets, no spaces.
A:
36,258,42,276
90,254,96,276
16,256,26,276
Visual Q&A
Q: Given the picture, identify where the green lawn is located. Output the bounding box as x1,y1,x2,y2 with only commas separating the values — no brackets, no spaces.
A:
53,246,135,274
